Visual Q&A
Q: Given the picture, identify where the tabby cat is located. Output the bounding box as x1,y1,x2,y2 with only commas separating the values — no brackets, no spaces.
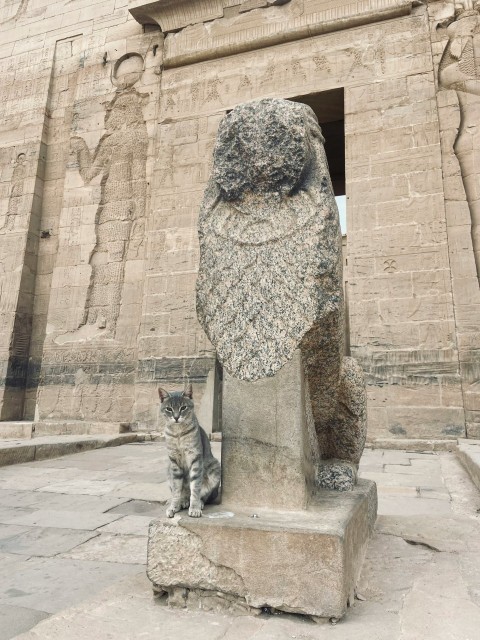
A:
159,384,221,518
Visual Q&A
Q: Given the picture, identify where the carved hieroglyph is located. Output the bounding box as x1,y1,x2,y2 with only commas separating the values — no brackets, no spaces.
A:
0,153,26,232
196,99,367,482
70,59,148,337
439,3,480,283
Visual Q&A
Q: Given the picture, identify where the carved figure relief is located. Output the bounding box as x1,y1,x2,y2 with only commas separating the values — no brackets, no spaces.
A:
0,152,26,232
439,1,480,282
70,54,148,337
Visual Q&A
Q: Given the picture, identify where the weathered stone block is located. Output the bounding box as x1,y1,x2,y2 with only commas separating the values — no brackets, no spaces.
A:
221,350,316,510
147,479,377,619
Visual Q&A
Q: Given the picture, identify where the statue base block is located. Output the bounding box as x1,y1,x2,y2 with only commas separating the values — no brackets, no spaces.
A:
147,479,377,619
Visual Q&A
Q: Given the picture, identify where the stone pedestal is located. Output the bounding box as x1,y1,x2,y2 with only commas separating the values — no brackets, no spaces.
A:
221,350,317,510
147,479,377,619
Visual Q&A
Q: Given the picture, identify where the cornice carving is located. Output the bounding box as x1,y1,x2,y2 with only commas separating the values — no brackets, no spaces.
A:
129,0,414,67
129,0,291,32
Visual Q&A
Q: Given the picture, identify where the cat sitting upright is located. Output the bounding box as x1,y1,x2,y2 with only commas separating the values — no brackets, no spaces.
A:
159,384,221,518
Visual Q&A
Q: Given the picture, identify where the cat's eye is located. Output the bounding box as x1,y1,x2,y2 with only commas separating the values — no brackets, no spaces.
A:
180,406,187,412
165,407,172,413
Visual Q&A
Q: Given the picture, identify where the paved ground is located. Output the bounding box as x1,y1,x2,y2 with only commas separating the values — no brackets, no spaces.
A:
0,443,479,639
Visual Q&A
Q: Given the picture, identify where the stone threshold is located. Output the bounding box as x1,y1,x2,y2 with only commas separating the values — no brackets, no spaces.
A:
456,439,480,491
0,433,137,468
0,420,132,440
367,438,459,452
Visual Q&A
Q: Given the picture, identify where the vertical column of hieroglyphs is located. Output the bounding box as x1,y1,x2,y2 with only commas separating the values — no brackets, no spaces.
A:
430,0,480,437
0,13,56,420
345,7,464,440
36,31,162,424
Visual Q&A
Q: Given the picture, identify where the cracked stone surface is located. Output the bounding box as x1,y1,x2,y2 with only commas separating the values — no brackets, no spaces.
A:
1,444,479,639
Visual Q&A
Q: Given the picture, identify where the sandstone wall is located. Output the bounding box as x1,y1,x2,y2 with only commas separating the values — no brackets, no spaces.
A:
0,0,164,425
0,0,478,438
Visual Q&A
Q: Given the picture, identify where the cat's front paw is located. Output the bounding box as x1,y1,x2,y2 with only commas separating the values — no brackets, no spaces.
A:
188,502,202,518
166,504,179,518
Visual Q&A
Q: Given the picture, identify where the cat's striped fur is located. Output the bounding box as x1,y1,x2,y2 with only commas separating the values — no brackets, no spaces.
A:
159,385,221,518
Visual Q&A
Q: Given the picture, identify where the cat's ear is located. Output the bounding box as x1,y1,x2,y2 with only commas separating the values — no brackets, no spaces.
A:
158,387,169,402
182,383,193,399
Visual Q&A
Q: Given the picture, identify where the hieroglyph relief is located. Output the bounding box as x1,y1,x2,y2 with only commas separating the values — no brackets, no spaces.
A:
0,153,26,233
439,1,480,283
70,56,148,337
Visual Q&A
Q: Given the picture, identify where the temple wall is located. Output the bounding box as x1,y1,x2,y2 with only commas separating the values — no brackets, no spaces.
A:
0,0,478,439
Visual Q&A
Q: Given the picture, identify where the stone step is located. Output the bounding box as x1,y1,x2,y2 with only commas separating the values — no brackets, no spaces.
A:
456,439,480,491
0,421,130,440
0,433,137,468
367,438,458,452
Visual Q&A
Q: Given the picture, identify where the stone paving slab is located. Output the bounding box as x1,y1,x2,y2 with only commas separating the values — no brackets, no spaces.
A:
0,473,80,492
37,479,130,496
110,471,169,484
380,450,438,462
113,482,170,502
98,515,153,536
0,524,98,557
359,470,444,488
107,499,168,518
0,490,129,513
61,533,147,564
0,551,29,569
373,495,453,517
376,514,480,553
0,507,34,523
376,485,417,497
0,557,143,615
0,604,49,640
418,487,451,501
383,462,440,475
0,509,124,531
398,554,480,640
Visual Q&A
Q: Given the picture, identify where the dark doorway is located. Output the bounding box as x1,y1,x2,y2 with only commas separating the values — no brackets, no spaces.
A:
290,88,345,196
290,89,349,353
290,89,346,234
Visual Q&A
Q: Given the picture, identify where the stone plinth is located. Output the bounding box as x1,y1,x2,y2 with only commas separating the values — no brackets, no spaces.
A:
147,479,377,619
221,350,317,511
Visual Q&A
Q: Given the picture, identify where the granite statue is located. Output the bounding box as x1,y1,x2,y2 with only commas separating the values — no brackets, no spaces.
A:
196,98,367,490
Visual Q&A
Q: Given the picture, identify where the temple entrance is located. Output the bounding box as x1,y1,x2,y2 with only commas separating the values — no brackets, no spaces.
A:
291,89,349,353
